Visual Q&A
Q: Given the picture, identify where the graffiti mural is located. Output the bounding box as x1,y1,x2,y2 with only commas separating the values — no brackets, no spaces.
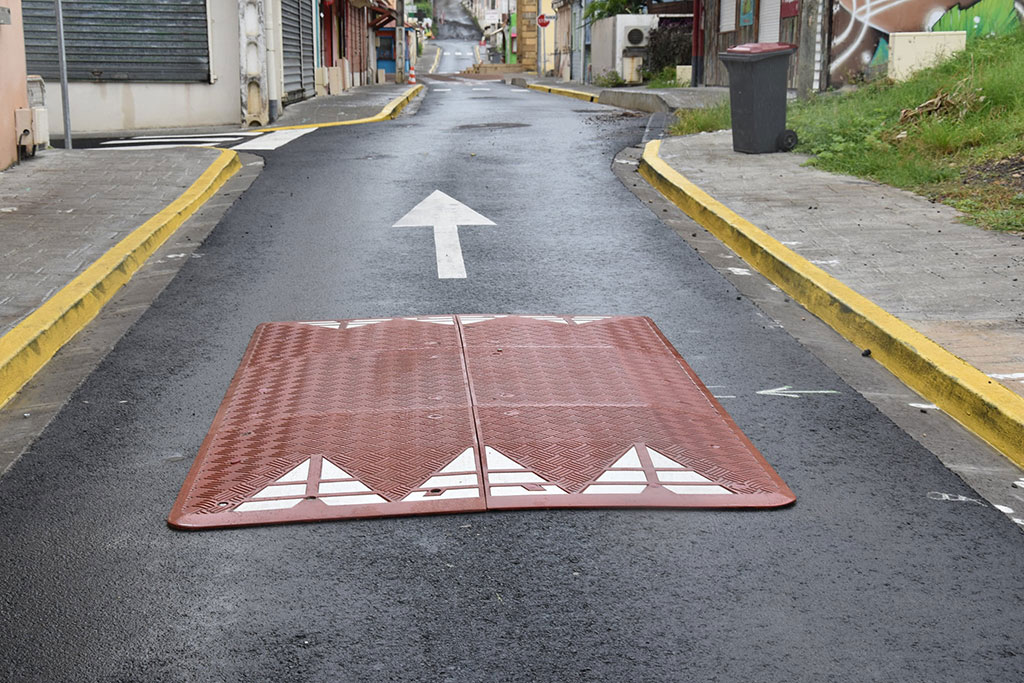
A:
830,0,1024,83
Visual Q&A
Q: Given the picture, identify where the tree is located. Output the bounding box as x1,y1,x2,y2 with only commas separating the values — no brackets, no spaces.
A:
584,0,647,21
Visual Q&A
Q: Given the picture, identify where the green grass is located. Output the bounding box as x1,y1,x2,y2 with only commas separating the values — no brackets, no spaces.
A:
645,66,684,89
669,100,731,135
668,28,1024,231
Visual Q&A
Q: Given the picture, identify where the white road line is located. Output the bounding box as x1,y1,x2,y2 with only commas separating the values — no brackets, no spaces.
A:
433,88,451,92
232,128,315,151
472,88,491,91
454,51,463,55
101,137,243,145
89,143,224,151
129,131,263,139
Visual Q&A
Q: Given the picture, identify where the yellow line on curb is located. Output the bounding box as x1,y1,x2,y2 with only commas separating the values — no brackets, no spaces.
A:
430,44,442,74
253,84,425,133
526,83,598,103
0,149,242,411
639,139,1024,467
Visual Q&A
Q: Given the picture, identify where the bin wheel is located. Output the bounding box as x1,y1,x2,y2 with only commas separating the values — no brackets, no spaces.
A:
778,129,799,152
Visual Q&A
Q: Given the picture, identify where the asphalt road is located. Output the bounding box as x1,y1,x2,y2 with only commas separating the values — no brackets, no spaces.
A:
2,83,1023,681
433,39,481,74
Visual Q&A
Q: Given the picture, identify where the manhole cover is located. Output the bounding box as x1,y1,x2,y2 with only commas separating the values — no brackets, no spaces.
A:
169,316,794,529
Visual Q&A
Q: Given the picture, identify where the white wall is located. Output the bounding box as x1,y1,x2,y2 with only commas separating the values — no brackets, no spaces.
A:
890,31,966,82
46,1,242,135
2,0,29,168
590,16,617,79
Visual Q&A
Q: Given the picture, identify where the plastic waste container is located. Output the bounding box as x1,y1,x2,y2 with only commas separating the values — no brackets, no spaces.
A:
719,43,798,154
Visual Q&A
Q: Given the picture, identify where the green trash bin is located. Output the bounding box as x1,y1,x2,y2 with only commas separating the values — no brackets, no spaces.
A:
719,43,798,154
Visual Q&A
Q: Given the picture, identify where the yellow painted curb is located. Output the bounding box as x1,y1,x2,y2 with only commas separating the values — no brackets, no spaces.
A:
255,84,424,133
429,45,442,74
527,83,599,103
0,148,242,411
639,139,1024,467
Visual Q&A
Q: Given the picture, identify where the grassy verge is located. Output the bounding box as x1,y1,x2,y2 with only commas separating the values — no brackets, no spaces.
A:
668,29,1024,231
645,66,684,89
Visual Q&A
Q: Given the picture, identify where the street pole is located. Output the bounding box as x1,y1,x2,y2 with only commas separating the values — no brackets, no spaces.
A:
54,0,72,148
396,0,406,84
539,23,544,75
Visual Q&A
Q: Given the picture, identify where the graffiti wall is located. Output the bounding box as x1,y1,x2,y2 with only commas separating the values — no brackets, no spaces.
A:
829,0,1024,84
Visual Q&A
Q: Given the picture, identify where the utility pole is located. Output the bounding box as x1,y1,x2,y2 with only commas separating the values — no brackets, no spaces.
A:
396,0,407,84
54,0,73,148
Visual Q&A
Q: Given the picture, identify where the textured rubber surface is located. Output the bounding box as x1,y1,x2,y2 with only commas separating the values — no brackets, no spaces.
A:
169,315,794,529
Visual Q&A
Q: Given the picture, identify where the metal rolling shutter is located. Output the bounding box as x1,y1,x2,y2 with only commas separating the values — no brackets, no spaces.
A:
758,0,782,42
281,0,314,102
300,0,315,97
281,0,303,100
22,0,210,82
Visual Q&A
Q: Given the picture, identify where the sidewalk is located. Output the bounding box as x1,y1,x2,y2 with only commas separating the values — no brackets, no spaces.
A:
260,83,422,129
512,76,728,112
0,83,423,414
643,131,1024,463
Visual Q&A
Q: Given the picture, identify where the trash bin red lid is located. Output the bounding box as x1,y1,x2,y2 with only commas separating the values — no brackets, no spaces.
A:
726,42,797,54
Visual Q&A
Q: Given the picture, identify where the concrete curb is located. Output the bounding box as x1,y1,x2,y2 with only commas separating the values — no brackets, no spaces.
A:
527,83,599,103
526,83,673,112
256,84,425,133
639,139,1024,467
0,149,243,411
595,89,671,113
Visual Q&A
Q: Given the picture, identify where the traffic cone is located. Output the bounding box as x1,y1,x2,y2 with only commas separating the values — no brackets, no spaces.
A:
409,64,416,84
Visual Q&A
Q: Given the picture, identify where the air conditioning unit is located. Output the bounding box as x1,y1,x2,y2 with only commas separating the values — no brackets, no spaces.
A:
624,26,649,48
616,15,656,52
614,15,657,83
14,108,49,157
32,108,49,148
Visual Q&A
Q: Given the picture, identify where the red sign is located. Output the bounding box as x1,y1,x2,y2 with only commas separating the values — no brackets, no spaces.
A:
780,0,799,18
537,14,550,28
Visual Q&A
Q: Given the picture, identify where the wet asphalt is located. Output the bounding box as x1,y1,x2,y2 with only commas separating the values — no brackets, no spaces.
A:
433,39,481,75
1,80,1023,681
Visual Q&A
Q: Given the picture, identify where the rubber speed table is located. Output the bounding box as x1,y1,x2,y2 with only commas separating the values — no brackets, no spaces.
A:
169,315,794,529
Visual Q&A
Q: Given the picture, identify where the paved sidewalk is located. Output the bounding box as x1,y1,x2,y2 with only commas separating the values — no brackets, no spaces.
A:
0,148,224,338
516,76,728,112
263,83,420,128
656,131,1024,401
0,82,421,416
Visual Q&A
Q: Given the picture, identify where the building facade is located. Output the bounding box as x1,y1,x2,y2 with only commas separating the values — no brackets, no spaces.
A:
18,0,400,134
1,0,29,169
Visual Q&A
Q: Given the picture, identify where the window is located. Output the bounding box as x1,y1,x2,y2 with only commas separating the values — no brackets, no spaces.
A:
720,0,737,33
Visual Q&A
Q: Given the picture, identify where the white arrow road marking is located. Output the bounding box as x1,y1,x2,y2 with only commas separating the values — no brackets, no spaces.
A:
757,385,840,398
393,190,496,279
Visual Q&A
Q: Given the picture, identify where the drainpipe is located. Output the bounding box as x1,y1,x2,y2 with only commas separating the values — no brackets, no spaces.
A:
576,0,584,83
266,0,281,120
692,0,703,86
